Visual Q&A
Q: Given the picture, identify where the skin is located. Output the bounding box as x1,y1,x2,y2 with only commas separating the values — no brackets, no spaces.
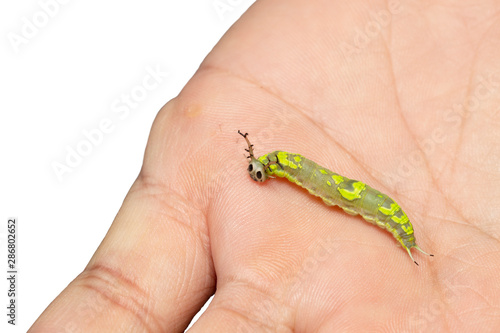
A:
30,0,500,332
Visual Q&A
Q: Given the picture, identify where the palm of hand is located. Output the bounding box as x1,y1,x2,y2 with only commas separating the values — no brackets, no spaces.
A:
169,2,500,331
31,1,500,332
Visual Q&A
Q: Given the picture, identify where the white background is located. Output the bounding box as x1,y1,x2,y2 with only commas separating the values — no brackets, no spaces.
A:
0,0,254,331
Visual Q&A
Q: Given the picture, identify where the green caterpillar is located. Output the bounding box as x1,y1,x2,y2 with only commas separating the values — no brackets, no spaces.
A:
238,131,433,266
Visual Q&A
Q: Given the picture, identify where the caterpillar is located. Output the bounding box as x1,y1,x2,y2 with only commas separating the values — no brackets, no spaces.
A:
238,131,433,266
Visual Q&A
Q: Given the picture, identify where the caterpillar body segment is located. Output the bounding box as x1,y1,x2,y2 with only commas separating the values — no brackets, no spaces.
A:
238,131,433,266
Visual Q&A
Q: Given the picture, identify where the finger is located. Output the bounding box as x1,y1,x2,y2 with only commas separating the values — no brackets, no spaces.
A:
29,120,215,332
188,282,293,333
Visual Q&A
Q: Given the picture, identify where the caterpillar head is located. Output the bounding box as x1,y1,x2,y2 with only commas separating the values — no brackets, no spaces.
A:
238,130,269,182
247,158,268,182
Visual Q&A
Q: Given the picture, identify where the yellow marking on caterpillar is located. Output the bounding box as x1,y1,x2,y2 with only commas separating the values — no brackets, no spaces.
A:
338,181,366,201
331,174,343,185
277,151,289,164
379,202,400,215
238,131,434,266
391,214,409,225
401,224,414,235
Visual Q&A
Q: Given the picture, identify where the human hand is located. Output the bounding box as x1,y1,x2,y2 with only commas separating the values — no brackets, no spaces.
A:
30,0,500,331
